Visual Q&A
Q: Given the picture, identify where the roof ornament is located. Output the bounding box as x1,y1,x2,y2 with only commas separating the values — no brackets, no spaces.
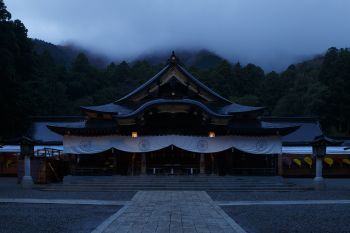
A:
168,51,178,64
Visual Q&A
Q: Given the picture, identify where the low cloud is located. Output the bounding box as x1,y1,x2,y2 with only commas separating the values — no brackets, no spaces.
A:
6,0,350,71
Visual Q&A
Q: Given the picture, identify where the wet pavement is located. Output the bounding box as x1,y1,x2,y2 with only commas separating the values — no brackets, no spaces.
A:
0,203,120,233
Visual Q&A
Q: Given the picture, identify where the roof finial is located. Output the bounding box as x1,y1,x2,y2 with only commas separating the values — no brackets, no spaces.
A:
169,50,177,64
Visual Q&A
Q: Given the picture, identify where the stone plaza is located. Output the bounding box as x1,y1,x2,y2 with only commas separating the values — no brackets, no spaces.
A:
1,177,350,233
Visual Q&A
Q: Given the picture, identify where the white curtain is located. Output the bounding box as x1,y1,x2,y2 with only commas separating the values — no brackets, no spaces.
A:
64,135,281,155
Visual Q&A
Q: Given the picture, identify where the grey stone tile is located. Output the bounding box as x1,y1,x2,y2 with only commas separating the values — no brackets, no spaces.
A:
102,191,243,233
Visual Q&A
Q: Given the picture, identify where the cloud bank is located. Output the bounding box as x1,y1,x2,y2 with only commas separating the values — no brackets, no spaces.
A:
6,0,350,71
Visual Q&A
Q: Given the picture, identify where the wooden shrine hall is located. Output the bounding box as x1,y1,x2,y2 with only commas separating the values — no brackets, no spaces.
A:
43,52,302,176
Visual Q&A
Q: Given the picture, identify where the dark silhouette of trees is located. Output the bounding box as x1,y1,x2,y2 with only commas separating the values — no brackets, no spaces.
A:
1,0,350,138
0,0,11,21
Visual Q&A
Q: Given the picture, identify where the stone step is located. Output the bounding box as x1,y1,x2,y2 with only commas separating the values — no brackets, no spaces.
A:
64,182,289,186
63,178,285,183
50,183,297,188
40,176,308,192
62,175,284,180
41,184,307,191
41,187,310,192
62,182,295,186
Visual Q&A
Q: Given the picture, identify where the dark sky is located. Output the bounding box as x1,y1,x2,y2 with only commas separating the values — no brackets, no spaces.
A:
6,0,350,71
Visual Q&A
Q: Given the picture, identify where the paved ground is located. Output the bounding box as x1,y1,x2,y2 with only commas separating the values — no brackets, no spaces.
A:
208,177,350,201
208,190,350,201
101,191,245,233
2,177,350,233
0,203,120,233
0,178,136,201
285,178,350,191
0,189,136,200
222,204,350,233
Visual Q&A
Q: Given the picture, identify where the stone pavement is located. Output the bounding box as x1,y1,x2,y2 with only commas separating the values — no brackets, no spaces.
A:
98,191,246,233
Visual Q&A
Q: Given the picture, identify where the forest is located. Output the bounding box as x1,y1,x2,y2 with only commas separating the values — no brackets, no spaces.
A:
1,0,350,139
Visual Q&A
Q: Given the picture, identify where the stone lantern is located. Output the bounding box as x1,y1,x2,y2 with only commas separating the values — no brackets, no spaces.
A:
20,136,34,188
311,135,337,190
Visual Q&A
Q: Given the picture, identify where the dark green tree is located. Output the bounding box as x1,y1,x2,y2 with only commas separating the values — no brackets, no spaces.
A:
0,1,34,138
0,0,11,21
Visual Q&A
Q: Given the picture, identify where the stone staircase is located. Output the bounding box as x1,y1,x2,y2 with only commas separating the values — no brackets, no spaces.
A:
39,176,311,192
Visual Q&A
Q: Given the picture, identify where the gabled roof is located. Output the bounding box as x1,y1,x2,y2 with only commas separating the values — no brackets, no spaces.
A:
81,52,265,117
115,52,231,104
262,117,323,145
228,119,300,136
26,116,84,145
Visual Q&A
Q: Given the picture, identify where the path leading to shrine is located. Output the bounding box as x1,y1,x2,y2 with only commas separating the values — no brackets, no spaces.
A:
2,177,350,232
94,191,246,233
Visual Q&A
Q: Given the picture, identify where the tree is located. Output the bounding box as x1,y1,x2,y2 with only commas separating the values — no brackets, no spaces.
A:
317,48,350,135
0,0,33,138
260,71,284,114
72,53,91,73
0,0,11,21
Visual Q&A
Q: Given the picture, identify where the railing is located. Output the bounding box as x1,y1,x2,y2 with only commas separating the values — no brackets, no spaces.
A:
147,166,200,175
35,148,62,157
71,167,114,176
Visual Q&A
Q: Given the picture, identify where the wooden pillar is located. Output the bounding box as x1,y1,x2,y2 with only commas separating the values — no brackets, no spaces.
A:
278,153,283,176
141,153,147,175
211,154,215,175
131,153,135,176
112,148,117,174
200,153,205,175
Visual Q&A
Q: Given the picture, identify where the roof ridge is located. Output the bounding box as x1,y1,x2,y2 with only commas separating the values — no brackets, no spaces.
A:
29,116,85,121
261,116,319,122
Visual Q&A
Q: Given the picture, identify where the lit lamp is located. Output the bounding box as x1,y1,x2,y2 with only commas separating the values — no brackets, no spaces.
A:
131,132,138,138
208,132,215,138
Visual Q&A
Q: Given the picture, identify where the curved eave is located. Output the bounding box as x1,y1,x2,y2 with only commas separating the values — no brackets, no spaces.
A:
47,125,118,136
113,99,232,119
81,100,264,118
228,107,266,118
223,103,265,114
229,126,300,136
80,103,128,114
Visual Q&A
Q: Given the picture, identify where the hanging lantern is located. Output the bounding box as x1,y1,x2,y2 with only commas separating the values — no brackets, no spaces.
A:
208,131,215,138
131,132,138,138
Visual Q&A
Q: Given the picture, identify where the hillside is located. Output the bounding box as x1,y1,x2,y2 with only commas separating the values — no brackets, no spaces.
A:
32,39,110,68
32,39,228,70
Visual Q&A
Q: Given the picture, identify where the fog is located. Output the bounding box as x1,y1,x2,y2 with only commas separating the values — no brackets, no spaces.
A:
6,0,350,71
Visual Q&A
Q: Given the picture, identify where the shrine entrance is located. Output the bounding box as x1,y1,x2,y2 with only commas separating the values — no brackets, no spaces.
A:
118,148,277,176
146,147,200,175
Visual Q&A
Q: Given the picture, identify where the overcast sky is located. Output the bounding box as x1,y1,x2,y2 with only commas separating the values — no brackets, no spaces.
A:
5,0,350,71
